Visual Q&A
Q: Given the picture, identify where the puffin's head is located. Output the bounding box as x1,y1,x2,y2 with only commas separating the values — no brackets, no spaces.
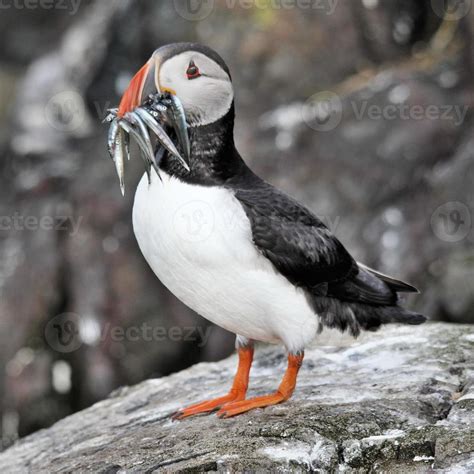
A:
118,43,233,127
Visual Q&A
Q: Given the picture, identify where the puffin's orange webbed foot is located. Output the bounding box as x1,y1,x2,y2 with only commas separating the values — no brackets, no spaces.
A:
217,352,304,418
172,346,254,420
217,393,286,418
172,391,244,420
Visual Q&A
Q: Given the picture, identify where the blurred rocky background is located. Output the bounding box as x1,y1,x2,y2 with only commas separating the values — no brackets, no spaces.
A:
0,0,472,449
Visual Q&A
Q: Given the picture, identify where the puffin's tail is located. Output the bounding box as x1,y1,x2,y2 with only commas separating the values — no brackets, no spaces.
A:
312,298,427,337
351,304,426,332
312,297,426,337
310,262,426,337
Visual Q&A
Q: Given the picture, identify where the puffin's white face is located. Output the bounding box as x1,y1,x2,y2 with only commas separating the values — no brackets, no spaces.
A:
158,51,233,127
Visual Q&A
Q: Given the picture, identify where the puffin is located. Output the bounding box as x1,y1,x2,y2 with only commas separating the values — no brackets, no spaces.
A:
106,42,426,419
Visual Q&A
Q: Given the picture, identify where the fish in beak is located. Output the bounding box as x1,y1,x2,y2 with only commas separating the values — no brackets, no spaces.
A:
104,52,191,195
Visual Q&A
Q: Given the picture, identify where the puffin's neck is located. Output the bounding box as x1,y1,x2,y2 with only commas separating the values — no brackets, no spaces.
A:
158,103,247,186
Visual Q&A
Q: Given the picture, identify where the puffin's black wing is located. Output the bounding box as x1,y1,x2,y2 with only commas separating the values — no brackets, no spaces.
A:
232,178,425,335
233,182,358,289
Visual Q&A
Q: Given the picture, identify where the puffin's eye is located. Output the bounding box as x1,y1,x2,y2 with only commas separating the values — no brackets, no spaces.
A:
186,61,201,80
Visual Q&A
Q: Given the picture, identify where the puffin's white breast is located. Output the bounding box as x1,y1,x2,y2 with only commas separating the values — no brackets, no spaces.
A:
132,171,319,352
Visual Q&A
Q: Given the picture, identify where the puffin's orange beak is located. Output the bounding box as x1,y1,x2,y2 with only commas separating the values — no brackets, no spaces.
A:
113,52,190,171
118,61,152,118
117,52,179,118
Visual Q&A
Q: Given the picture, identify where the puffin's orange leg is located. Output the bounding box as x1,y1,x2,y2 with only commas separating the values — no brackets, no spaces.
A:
172,346,254,419
217,352,304,418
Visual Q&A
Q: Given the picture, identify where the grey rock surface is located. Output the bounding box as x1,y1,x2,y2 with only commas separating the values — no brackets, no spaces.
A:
0,322,472,473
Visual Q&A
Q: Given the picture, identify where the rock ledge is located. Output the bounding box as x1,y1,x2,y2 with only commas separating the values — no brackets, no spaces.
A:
0,323,473,472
